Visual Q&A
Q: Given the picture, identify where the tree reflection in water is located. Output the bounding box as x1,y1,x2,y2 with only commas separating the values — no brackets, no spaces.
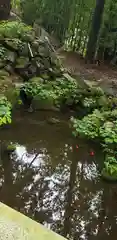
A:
0,138,117,239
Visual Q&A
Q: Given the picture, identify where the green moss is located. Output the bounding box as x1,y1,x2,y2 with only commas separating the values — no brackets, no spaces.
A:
0,21,33,41
16,57,29,68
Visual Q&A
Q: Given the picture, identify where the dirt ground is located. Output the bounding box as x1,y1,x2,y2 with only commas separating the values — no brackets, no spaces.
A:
58,50,117,95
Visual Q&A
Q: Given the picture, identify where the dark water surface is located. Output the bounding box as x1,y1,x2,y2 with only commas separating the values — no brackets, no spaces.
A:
0,111,117,240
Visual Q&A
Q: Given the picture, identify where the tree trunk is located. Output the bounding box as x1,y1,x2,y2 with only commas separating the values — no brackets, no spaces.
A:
0,0,11,21
86,0,105,62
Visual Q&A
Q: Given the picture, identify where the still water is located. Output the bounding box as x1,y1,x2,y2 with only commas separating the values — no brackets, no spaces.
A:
0,110,117,240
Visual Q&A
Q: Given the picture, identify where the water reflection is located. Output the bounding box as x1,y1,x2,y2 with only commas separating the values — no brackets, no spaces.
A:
0,113,117,239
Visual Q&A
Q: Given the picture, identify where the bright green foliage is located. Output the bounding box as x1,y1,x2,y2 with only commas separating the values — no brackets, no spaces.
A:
83,97,97,108
102,155,117,181
104,161,117,176
99,121,117,144
71,109,104,139
71,99,117,180
0,21,33,41
22,76,80,107
71,109,117,142
82,87,106,110
0,96,12,126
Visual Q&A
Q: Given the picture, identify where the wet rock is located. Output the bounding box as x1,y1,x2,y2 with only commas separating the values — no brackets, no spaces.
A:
47,117,60,124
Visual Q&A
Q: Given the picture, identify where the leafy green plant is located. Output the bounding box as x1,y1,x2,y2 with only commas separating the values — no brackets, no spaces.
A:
71,104,117,180
101,154,117,181
0,96,12,125
71,109,104,139
103,161,117,176
83,97,97,108
22,77,80,107
99,121,117,144
53,78,80,105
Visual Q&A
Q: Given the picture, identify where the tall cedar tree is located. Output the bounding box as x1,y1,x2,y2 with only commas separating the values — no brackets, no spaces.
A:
86,0,105,62
0,0,11,20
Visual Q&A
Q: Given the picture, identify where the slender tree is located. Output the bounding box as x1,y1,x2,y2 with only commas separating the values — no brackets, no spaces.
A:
86,0,105,62
0,0,11,20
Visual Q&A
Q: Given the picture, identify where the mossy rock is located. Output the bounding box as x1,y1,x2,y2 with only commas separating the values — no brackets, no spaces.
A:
32,97,57,111
30,77,44,84
101,168,117,182
5,50,17,63
41,74,49,80
16,57,29,68
0,75,15,95
0,70,9,77
97,95,108,107
5,88,20,106
5,39,23,51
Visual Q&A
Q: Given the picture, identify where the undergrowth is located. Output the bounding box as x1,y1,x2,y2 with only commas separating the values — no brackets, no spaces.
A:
22,77,80,108
0,96,12,126
71,102,117,180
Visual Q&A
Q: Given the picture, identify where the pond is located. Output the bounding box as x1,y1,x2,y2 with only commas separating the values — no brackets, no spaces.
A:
0,110,117,240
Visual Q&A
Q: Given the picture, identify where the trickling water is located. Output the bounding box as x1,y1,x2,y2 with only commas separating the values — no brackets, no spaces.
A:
0,110,117,240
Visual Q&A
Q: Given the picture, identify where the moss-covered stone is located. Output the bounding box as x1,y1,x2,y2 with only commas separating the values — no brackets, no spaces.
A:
30,77,44,84
16,57,29,68
101,168,117,182
32,96,57,111
0,70,9,77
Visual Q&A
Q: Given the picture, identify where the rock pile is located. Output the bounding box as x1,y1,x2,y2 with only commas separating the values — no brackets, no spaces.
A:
0,21,63,83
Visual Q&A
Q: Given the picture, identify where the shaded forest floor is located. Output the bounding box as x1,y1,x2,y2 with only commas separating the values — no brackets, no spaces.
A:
58,50,117,95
